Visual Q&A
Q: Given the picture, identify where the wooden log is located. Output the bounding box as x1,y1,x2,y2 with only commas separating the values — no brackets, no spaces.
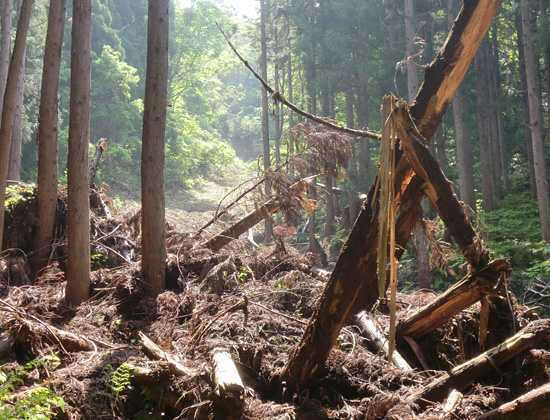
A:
278,0,502,397
355,311,412,371
138,331,191,376
201,199,280,251
443,389,463,420
212,349,244,394
475,382,550,419
128,362,171,386
397,259,508,339
407,319,550,408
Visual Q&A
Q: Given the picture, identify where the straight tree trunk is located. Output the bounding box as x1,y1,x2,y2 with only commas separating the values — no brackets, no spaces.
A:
7,37,24,182
521,0,550,242
279,0,501,396
491,23,510,194
141,0,169,296
0,0,33,250
274,50,281,165
32,0,67,278
405,0,431,289
516,13,537,199
345,87,359,224
447,0,476,208
541,0,550,132
66,0,91,305
475,42,495,212
260,0,272,243
0,0,14,121
287,21,294,175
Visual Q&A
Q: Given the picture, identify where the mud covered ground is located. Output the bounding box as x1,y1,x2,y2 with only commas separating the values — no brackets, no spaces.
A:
1,183,550,419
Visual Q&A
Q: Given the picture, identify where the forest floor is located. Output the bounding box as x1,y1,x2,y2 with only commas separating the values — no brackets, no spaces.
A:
1,179,550,419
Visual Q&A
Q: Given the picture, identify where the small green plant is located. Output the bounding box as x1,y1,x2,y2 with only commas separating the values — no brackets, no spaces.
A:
237,265,251,283
0,354,65,419
102,363,134,405
91,253,108,269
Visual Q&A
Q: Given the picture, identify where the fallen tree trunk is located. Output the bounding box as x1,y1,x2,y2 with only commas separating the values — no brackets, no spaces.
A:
397,259,508,339
355,311,412,371
279,0,502,397
201,199,280,251
407,319,550,408
475,382,550,419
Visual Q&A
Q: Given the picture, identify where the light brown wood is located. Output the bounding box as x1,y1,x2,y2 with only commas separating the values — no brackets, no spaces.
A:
212,349,244,394
138,331,191,376
397,259,508,339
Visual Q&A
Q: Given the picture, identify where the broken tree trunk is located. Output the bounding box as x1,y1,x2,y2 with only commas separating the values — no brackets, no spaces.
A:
475,382,550,419
407,319,550,408
278,0,502,397
397,259,508,339
88,138,107,188
212,349,245,394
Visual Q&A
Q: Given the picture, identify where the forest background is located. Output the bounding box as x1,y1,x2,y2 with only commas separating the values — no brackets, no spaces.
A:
4,0,550,302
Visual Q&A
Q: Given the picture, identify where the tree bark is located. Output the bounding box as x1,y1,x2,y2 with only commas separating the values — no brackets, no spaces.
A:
278,0,502,397
0,0,34,250
32,0,67,278
520,0,550,243
475,382,550,419
7,21,24,182
66,0,91,306
407,319,550,408
141,0,169,296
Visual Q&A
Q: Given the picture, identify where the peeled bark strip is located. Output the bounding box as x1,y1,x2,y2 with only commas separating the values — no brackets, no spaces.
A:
397,259,508,339
202,199,280,251
279,0,501,396
213,349,245,394
355,311,412,371
475,382,550,419
407,319,550,407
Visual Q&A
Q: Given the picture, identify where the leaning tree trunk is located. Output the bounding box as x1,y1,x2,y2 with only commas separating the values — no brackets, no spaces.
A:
0,0,34,250
66,0,92,306
521,0,550,243
278,0,502,397
141,0,169,297
32,0,68,279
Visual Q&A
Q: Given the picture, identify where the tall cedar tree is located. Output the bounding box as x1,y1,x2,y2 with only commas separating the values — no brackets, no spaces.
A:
7,0,25,181
141,0,169,296
0,0,34,250
520,0,550,243
66,0,92,305
260,0,273,242
33,0,68,278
